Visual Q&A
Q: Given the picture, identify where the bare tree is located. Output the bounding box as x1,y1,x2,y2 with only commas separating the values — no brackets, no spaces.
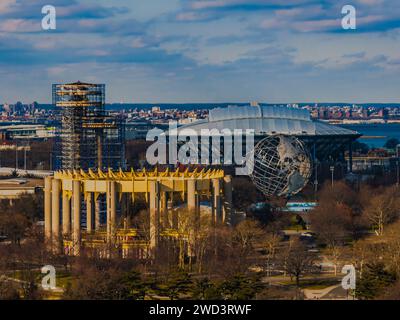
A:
318,180,366,236
280,239,315,288
264,233,280,276
311,202,352,275
232,177,261,212
364,186,400,236
229,220,264,272
350,241,371,280
0,211,30,245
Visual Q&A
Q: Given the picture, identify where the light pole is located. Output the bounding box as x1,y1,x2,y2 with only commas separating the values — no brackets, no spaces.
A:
314,161,319,195
396,144,400,187
330,165,335,188
24,146,27,171
15,143,18,170
313,143,318,200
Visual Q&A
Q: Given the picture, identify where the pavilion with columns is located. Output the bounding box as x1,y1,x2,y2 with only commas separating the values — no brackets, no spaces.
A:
44,168,233,258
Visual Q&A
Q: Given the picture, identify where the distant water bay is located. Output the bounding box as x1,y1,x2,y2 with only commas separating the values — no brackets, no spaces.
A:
340,123,400,148
37,102,399,148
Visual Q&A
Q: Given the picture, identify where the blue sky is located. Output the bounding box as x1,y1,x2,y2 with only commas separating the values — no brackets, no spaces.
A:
0,0,400,103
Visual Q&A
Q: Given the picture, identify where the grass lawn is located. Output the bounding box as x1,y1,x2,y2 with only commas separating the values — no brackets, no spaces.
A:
278,275,341,289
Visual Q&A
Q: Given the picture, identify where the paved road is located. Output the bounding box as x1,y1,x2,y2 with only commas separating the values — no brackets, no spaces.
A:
0,167,52,178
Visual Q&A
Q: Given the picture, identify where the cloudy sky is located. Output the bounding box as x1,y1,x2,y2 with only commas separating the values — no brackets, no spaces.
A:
0,0,400,103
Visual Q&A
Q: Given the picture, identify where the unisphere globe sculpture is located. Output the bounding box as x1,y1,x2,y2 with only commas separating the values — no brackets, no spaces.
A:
248,135,312,197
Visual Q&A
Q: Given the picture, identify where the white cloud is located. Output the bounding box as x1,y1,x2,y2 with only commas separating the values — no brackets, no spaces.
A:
0,0,16,14
356,0,385,5
176,12,202,21
0,19,40,32
191,0,231,10
130,37,146,48
293,19,340,32
47,66,68,76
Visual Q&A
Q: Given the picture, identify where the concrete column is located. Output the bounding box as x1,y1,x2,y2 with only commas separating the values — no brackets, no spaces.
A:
121,193,127,221
212,178,221,224
187,179,196,211
95,194,101,230
106,181,117,242
149,181,160,252
51,179,61,244
86,192,94,233
349,141,353,173
44,176,52,241
169,197,178,229
187,179,199,257
188,179,200,227
72,180,81,254
160,192,168,228
62,191,71,236
223,175,233,225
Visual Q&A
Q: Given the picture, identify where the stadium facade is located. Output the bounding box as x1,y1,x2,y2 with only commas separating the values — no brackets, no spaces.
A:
176,104,361,171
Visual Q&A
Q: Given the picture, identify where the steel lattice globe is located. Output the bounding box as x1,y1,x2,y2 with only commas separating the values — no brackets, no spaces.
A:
247,135,312,197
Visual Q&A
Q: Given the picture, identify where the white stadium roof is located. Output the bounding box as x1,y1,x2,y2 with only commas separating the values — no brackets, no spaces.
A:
178,105,359,137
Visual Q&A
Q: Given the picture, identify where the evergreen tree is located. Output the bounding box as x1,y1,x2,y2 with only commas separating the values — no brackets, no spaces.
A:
384,138,400,150
356,263,396,299
157,270,193,300
220,273,263,300
118,270,147,300
191,278,222,300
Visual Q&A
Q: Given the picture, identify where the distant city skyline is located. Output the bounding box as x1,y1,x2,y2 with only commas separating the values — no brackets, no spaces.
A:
0,99,400,108
1,0,400,103
2,101,400,106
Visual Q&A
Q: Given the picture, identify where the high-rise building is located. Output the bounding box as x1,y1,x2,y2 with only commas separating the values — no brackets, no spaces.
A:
53,81,125,170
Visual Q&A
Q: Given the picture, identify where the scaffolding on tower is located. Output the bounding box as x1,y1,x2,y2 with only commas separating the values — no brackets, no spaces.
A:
53,81,125,171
